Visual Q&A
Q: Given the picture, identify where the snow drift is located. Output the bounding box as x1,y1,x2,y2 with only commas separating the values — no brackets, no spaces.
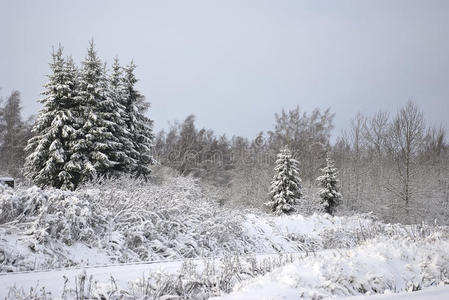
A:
215,236,449,299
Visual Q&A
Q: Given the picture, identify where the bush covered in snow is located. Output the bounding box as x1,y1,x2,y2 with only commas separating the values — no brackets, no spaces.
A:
0,176,247,271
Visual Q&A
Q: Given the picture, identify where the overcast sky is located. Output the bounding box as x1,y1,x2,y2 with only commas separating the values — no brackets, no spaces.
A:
1,0,448,140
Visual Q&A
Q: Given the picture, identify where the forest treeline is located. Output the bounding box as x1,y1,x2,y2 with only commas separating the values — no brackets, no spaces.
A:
153,103,448,224
1,42,448,224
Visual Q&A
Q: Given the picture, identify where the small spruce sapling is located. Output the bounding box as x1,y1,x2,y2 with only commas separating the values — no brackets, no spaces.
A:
267,147,302,214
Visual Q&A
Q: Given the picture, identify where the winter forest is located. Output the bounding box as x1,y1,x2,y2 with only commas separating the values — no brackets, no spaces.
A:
2,42,448,224
1,2,449,298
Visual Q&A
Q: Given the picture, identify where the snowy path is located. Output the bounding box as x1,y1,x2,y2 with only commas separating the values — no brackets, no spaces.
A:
0,259,186,299
0,252,302,299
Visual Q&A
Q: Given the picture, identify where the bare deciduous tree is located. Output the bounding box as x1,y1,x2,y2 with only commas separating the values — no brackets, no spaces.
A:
268,106,334,180
340,112,367,208
385,101,425,221
364,111,389,159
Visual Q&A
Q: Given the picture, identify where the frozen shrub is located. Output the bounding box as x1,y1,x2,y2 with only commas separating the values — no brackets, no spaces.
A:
0,176,249,270
0,184,19,223
30,190,107,245
0,185,46,223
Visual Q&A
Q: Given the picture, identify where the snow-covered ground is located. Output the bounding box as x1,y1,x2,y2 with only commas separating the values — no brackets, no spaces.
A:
1,178,449,299
345,285,449,300
0,252,305,299
2,240,448,299
213,237,449,299
0,259,185,299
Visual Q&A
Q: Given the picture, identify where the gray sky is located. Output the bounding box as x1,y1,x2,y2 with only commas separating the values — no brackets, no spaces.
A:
1,0,448,140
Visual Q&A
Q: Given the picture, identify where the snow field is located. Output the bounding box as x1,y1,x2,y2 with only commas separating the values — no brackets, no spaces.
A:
1,176,449,299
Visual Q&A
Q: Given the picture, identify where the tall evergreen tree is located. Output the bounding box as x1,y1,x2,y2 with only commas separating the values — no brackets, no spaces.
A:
62,56,86,187
25,47,79,189
76,40,119,180
267,147,302,214
317,155,341,215
27,42,155,188
109,57,137,174
0,91,30,177
123,61,155,179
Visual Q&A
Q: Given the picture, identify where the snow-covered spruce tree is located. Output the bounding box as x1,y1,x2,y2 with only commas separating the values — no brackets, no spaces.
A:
266,147,302,214
25,47,79,189
75,40,120,180
0,90,30,178
96,60,132,177
316,155,341,215
123,61,155,179
109,57,138,174
60,56,86,187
